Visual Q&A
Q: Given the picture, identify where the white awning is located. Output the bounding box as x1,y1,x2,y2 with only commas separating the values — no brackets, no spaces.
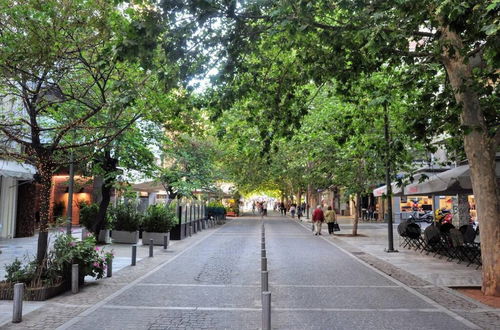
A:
131,181,165,193
373,183,403,197
0,159,36,180
375,161,500,197
404,162,500,196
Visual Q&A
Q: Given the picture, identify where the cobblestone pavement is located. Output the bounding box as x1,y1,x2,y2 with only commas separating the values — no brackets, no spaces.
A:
2,214,499,329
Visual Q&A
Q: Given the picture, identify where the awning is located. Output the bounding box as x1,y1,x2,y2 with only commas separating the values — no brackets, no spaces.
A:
131,181,166,193
0,160,36,180
404,161,500,196
373,182,404,197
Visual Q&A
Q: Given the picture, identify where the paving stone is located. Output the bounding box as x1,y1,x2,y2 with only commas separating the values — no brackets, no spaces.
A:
1,215,495,329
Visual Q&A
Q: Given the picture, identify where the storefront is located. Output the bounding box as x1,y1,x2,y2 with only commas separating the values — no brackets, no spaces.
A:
374,161,498,225
0,160,36,239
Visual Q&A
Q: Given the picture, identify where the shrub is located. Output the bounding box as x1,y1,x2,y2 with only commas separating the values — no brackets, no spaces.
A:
4,258,36,284
108,203,141,232
207,201,225,217
142,204,177,233
2,233,115,287
79,201,99,230
52,201,65,218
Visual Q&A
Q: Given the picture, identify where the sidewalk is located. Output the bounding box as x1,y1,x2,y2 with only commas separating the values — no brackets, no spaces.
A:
0,227,161,280
0,226,181,327
294,215,482,288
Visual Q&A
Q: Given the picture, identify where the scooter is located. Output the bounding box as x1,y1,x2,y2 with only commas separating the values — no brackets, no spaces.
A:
408,210,433,223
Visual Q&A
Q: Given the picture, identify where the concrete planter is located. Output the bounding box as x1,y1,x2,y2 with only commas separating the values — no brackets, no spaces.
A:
81,228,89,240
112,230,139,244
0,281,68,301
142,231,170,246
98,229,111,244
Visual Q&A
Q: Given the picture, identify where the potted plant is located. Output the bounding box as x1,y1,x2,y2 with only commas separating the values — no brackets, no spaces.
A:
0,233,113,300
78,201,112,243
142,204,176,246
109,203,141,244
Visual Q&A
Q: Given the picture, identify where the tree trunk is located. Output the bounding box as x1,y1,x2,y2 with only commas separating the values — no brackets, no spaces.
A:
331,188,336,212
36,160,53,263
93,151,118,239
441,25,500,296
92,175,104,204
352,194,360,236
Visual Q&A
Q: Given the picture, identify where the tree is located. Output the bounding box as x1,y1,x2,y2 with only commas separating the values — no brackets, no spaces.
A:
159,133,220,201
0,0,150,263
160,0,500,296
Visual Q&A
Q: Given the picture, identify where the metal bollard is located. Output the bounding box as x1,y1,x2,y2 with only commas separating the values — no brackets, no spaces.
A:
71,264,79,294
149,239,154,257
12,283,23,323
131,245,137,266
164,234,169,250
261,249,266,258
106,258,113,278
189,225,192,237
261,271,269,292
261,257,267,271
262,291,271,330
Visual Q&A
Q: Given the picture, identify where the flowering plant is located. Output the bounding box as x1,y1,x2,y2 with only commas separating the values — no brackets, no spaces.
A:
52,234,112,280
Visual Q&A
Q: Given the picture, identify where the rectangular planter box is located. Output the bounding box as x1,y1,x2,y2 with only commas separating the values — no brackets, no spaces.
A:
142,232,170,246
112,230,139,244
98,229,111,244
170,223,186,240
0,281,69,301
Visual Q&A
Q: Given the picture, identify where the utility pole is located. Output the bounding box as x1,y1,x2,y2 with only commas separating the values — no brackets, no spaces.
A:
384,102,397,253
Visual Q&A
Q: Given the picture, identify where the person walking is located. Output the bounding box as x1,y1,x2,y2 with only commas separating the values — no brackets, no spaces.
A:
325,206,337,235
297,205,303,221
290,204,296,218
312,205,325,235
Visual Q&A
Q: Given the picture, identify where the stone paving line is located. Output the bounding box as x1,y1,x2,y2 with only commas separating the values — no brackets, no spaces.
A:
60,216,483,329
0,221,226,330
292,214,482,287
2,215,498,329
0,228,179,327
292,218,500,330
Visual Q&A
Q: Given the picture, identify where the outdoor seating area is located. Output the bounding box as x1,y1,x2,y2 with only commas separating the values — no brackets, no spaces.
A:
398,221,481,269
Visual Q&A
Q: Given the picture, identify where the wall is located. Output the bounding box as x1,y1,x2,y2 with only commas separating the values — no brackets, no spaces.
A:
50,175,93,225
0,176,18,239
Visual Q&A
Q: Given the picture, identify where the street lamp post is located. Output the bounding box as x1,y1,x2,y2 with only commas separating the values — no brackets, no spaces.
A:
384,102,397,253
